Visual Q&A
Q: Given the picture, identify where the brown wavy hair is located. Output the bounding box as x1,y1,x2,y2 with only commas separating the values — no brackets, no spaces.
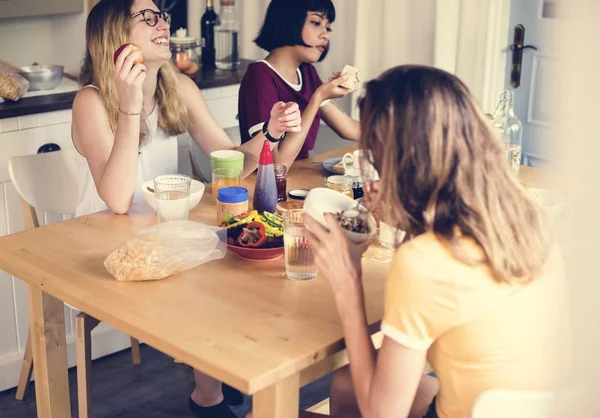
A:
80,0,189,146
360,65,553,282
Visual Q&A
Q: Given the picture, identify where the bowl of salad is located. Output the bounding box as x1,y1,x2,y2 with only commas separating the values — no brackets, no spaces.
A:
220,210,285,261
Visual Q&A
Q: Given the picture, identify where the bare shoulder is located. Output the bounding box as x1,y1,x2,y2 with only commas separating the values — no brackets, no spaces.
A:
72,86,107,118
175,72,202,98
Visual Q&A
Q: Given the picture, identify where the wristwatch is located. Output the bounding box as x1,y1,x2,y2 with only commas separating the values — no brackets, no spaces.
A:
262,120,286,143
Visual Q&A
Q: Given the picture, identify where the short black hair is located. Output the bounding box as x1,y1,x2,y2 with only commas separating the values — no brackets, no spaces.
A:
254,0,336,62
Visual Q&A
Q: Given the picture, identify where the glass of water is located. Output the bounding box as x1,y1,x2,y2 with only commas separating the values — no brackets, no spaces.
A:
282,209,317,281
153,174,191,223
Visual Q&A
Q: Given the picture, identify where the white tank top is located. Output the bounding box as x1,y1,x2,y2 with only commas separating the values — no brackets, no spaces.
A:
74,85,179,216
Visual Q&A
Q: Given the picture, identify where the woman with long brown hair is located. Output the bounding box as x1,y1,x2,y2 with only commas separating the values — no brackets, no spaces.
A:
73,0,300,217
304,65,565,417
72,1,301,416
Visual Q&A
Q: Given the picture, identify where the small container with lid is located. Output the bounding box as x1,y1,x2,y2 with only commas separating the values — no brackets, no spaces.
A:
324,175,354,198
276,200,304,217
217,186,248,224
170,28,201,76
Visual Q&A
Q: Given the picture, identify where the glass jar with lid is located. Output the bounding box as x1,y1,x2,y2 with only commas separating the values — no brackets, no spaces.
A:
324,175,354,198
170,28,200,75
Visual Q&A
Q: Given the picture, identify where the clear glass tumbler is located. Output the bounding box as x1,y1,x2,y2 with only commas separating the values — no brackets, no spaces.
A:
282,209,317,281
212,168,241,204
153,174,191,223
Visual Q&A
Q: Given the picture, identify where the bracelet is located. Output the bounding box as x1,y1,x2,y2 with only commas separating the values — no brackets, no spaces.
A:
262,119,285,143
119,108,141,116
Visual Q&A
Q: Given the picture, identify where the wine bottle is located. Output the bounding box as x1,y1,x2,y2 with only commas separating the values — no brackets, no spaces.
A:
201,0,218,69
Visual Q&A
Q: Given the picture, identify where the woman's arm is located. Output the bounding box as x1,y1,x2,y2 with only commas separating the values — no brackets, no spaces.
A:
335,281,428,418
303,214,427,417
320,100,361,141
272,75,354,168
177,74,300,178
71,46,146,214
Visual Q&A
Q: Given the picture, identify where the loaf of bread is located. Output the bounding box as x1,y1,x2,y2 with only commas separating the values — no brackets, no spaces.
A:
0,67,29,101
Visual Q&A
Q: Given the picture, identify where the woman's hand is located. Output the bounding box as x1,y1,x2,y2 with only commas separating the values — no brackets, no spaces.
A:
114,45,146,114
303,213,370,295
267,101,302,138
315,73,354,103
362,180,381,215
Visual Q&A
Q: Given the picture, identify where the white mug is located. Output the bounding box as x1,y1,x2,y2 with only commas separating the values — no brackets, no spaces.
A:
342,150,379,181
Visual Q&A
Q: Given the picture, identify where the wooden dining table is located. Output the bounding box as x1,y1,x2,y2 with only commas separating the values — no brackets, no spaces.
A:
0,147,556,418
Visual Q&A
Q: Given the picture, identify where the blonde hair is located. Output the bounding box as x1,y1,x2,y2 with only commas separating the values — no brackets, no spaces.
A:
80,0,189,146
360,65,553,283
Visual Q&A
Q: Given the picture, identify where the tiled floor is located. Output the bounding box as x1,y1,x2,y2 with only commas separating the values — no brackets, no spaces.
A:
0,344,331,418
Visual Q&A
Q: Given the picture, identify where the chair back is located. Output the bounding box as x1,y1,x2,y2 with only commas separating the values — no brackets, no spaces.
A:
472,389,555,418
8,149,79,229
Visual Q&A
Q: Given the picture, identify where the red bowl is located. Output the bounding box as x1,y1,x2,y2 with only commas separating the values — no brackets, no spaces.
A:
227,244,284,261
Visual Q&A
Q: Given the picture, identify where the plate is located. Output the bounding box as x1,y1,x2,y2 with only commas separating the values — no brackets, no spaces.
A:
227,244,284,261
321,157,344,175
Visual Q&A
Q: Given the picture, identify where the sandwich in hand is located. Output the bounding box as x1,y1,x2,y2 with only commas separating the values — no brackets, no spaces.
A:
339,65,360,90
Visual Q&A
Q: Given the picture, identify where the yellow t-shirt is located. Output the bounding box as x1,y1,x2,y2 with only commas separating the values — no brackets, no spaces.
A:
381,232,566,418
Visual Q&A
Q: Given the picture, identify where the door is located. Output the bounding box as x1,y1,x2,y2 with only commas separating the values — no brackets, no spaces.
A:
503,0,560,168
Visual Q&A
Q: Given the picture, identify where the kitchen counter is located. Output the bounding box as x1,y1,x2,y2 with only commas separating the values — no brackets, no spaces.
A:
0,59,252,120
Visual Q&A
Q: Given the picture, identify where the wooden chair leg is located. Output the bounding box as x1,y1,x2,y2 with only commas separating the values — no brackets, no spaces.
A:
130,337,141,365
76,313,100,418
15,330,34,400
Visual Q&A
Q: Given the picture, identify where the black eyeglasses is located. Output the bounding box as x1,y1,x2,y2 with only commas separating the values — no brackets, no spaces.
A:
131,9,171,27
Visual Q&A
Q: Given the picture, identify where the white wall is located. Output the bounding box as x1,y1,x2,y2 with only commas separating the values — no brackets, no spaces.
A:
232,0,436,116
0,1,87,75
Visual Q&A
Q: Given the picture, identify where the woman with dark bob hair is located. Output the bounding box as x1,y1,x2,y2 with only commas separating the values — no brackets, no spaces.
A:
237,0,361,169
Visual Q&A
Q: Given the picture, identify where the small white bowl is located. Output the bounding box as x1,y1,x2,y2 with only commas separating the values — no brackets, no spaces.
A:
526,187,565,220
141,179,205,212
304,187,376,244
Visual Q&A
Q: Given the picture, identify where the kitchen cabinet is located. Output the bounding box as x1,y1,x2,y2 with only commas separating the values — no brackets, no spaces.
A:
0,84,240,392
0,0,83,19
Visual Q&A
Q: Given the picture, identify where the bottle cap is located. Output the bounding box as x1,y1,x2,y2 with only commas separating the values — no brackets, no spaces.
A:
288,189,309,200
258,139,274,165
217,186,248,204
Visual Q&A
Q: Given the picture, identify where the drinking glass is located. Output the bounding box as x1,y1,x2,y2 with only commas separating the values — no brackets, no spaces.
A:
282,209,317,281
274,164,287,203
212,168,241,203
153,174,191,223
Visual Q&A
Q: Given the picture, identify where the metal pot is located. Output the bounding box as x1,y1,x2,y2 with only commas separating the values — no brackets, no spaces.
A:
18,64,64,91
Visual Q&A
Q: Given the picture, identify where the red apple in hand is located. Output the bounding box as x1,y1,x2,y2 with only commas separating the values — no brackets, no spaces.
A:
113,43,144,65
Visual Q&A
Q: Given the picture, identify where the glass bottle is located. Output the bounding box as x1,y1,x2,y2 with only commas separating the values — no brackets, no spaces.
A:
493,90,523,176
201,0,218,69
215,0,240,70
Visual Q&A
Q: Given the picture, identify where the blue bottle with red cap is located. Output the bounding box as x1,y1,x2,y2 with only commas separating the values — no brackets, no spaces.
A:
253,140,278,213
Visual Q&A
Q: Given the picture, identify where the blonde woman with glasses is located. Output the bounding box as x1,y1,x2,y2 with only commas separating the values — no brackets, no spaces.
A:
71,1,301,416
302,65,566,418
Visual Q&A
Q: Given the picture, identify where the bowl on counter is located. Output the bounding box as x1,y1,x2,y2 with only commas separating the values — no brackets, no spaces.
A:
141,179,205,212
304,187,376,244
18,65,64,91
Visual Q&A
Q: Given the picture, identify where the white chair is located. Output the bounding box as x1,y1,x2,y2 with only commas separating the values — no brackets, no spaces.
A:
8,149,141,418
472,389,556,418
